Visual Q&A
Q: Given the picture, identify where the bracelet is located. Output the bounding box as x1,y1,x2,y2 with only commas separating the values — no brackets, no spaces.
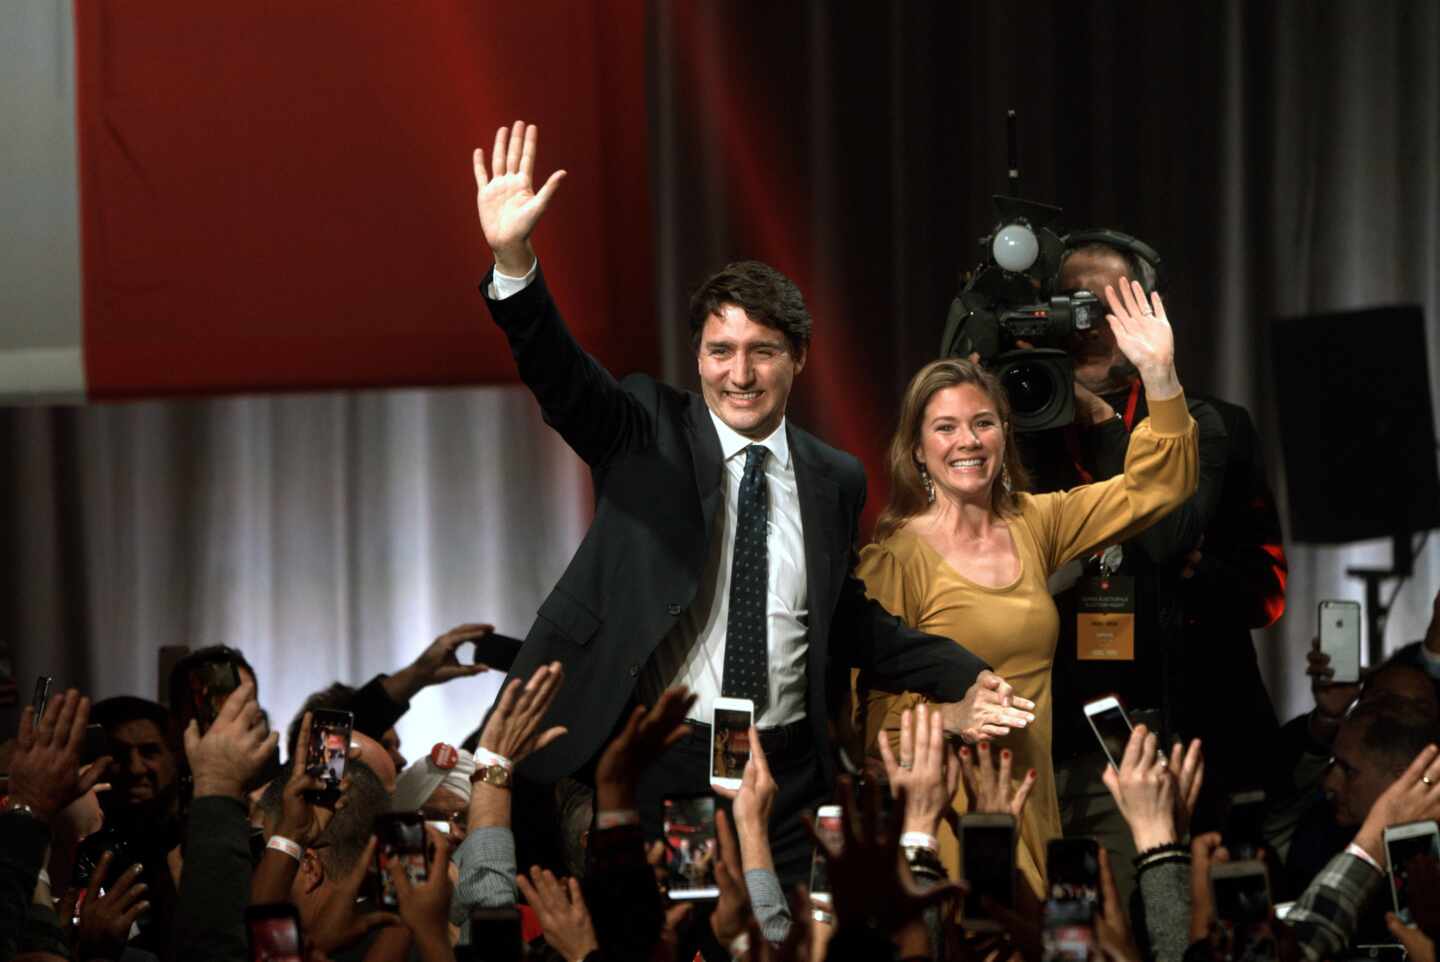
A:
594,809,640,830
1132,841,1186,866
899,831,938,852
474,748,513,773
1135,851,1190,877
267,835,303,862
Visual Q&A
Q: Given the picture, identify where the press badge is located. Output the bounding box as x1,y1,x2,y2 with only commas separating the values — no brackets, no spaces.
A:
1077,574,1135,661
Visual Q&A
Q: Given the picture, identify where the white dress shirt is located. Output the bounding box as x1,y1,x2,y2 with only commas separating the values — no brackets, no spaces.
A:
492,259,810,728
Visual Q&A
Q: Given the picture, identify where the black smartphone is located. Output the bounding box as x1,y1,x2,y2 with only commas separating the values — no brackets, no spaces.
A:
662,793,719,899
1042,898,1096,962
374,812,429,909
72,827,138,920
1211,860,1273,960
245,902,304,962
1222,790,1267,862
186,659,241,734
961,813,1016,931
32,675,53,726
465,633,524,671
80,724,110,766
305,708,354,792
1046,837,1100,905
458,907,523,962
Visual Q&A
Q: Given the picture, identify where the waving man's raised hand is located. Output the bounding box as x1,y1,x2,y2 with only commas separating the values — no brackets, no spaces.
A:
473,121,566,275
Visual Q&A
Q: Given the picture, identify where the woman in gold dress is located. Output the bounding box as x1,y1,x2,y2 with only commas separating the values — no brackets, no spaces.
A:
855,278,1198,896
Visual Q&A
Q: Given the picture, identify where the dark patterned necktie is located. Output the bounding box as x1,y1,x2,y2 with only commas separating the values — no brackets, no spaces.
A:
721,444,770,715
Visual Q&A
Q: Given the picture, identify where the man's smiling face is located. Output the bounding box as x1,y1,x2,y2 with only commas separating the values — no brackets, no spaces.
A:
697,304,806,440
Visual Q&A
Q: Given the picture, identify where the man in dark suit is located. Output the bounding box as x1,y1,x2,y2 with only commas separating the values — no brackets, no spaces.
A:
469,121,1033,882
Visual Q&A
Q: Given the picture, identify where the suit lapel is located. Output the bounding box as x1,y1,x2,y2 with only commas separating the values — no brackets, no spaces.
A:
685,395,725,535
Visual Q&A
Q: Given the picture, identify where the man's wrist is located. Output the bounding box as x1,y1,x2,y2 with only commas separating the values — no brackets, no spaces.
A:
384,664,426,703
902,816,941,837
469,783,511,829
492,244,536,279
595,781,636,813
192,776,246,799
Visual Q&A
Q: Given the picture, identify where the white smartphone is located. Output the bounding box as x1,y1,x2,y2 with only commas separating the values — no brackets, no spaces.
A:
1082,695,1133,769
709,697,754,791
808,804,842,909
1319,600,1362,684
1383,819,1440,925
960,813,1016,932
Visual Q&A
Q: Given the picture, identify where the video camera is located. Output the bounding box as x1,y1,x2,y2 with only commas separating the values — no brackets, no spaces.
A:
939,194,1107,433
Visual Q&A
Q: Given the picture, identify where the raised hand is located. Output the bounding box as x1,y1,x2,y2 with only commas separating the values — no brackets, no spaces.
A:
594,686,696,810
957,739,1037,820
1307,642,1360,736
309,837,400,952
183,676,278,799
385,827,455,961
277,713,341,847
76,852,149,961
1354,744,1440,866
477,661,569,765
383,624,494,704
8,688,111,820
1100,725,1178,852
713,725,779,871
878,703,966,834
938,670,1036,745
1168,737,1204,839
472,120,567,275
515,866,599,962
1103,277,1179,398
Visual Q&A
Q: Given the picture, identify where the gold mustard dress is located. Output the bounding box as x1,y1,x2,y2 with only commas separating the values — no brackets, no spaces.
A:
854,391,1198,897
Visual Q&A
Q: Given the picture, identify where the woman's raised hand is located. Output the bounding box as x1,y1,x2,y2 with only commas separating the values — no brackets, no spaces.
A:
1104,277,1180,398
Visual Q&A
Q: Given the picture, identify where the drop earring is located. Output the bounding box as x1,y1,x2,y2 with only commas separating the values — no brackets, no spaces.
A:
919,463,935,504
1001,462,1013,494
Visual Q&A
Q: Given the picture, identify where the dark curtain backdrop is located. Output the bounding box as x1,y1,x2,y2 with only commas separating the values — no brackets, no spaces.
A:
2,1,1437,744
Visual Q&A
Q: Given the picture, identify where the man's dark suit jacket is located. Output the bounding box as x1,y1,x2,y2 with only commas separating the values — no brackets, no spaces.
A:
485,267,988,784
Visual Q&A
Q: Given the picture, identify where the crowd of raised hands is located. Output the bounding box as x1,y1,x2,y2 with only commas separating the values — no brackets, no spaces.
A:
4,642,1440,962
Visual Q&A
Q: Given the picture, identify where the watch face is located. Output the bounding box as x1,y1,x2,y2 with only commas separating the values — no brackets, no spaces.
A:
482,765,511,788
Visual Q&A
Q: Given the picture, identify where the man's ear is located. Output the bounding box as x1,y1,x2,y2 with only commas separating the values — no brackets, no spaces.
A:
792,343,807,374
298,850,326,895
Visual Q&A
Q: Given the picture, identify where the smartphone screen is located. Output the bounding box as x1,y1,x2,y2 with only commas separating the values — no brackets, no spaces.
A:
246,905,303,962
1223,790,1267,861
1046,837,1099,905
1386,826,1440,925
1319,600,1362,684
1213,869,1271,926
1084,698,1133,768
710,703,753,785
374,813,429,909
187,660,241,734
809,805,842,907
962,818,1016,922
662,794,719,899
1042,899,1096,962
306,709,354,789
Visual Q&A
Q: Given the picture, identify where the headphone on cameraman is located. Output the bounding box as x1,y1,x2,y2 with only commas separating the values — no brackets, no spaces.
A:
1060,228,1164,297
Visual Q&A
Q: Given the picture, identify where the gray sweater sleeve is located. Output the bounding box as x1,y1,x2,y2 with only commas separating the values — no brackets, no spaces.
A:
1138,859,1193,962
743,868,792,944
450,826,517,925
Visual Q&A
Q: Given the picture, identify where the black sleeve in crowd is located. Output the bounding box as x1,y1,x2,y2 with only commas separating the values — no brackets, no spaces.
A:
0,811,52,959
1124,398,1229,567
19,900,73,958
347,674,409,741
580,825,663,958
1177,408,1289,630
173,795,253,962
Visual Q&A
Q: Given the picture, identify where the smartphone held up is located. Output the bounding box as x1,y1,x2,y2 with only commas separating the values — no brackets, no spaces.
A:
709,697,753,791
305,709,354,795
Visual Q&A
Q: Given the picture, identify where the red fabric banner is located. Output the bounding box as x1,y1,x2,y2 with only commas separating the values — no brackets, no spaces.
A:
75,1,654,399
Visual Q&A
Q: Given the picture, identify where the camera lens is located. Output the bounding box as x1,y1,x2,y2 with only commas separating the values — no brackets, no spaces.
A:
1001,362,1056,417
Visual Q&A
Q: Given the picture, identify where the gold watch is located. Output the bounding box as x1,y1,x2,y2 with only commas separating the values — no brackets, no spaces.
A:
472,763,512,789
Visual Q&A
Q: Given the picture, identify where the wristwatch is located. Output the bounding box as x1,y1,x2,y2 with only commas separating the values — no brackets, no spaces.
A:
471,763,512,789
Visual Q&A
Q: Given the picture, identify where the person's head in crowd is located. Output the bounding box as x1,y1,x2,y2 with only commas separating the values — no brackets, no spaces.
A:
1324,697,1440,826
688,260,811,441
1360,661,1440,719
555,777,594,878
874,357,1031,541
286,682,406,772
392,743,475,844
1057,237,1159,393
90,695,180,824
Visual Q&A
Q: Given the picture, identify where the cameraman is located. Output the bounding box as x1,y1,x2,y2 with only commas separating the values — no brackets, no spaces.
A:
1026,235,1287,899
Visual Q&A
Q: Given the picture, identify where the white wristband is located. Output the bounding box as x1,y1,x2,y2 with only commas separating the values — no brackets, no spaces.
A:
474,748,513,773
1344,841,1384,875
900,831,939,852
267,835,303,862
